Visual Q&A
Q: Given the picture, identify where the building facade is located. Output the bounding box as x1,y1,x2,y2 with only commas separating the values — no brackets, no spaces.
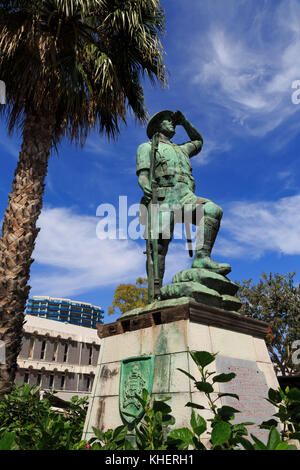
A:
16,315,101,401
26,296,104,329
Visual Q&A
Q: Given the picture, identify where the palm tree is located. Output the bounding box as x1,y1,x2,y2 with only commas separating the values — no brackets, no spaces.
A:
0,0,166,397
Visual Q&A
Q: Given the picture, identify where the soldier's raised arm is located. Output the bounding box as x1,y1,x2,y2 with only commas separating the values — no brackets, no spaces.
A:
174,110,203,158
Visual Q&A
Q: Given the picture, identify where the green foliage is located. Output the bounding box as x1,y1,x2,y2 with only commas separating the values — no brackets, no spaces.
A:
2,353,300,451
108,278,148,315
178,350,252,450
0,383,88,450
237,272,300,376
0,432,19,450
88,425,133,450
85,350,300,451
264,385,300,442
0,0,167,143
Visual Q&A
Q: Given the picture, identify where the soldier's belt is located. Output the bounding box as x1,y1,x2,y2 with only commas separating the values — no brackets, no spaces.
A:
156,172,194,187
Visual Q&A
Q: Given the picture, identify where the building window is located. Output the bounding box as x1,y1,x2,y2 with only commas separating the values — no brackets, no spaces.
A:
40,340,46,360
52,342,58,361
63,343,68,362
36,374,41,386
60,375,65,390
28,337,35,358
49,374,54,389
88,346,93,365
24,372,29,384
86,376,91,391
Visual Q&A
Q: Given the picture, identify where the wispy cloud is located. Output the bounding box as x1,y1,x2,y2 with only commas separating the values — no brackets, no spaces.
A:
190,0,300,137
85,134,114,156
193,139,231,165
216,194,300,258
30,207,145,297
30,207,191,298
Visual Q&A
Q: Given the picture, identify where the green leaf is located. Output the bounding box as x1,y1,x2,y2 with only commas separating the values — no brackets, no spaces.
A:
268,388,282,404
286,388,300,401
142,388,150,403
192,436,207,450
211,421,232,447
168,428,194,445
213,373,236,383
185,402,206,410
0,432,19,450
177,368,196,381
190,410,207,436
238,436,254,450
92,427,105,442
189,351,216,368
195,382,214,393
217,406,240,420
153,400,172,414
274,441,289,450
162,414,176,427
217,393,239,401
259,419,278,430
112,425,128,443
251,434,267,450
266,427,281,450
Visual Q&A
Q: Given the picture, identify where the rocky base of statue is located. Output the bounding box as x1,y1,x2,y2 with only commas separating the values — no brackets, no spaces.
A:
160,268,242,312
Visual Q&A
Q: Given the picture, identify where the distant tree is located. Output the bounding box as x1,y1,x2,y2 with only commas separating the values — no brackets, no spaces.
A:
108,278,148,316
237,272,300,377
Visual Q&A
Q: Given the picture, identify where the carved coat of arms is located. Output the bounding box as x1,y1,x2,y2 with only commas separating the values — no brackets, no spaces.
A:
119,355,155,424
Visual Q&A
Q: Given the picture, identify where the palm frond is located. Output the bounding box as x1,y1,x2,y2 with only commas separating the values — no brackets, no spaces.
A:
0,0,167,145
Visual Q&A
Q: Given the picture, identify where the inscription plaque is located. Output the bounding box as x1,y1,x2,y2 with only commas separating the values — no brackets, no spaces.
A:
216,356,277,443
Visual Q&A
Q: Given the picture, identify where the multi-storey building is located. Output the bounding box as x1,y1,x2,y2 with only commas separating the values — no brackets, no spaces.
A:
16,314,101,401
26,296,104,329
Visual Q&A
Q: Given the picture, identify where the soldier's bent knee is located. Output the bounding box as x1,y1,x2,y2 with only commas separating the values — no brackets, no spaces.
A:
204,201,223,219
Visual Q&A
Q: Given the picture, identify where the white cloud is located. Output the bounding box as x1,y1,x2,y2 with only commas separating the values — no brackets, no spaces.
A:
193,139,231,165
30,207,145,297
30,207,191,298
218,194,300,258
191,0,300,136
29,192,300,299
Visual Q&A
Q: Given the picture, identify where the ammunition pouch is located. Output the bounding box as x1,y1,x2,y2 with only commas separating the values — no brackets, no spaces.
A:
155,169,195,190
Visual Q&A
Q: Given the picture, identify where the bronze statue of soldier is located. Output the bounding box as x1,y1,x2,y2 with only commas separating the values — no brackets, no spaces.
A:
136,110,231,300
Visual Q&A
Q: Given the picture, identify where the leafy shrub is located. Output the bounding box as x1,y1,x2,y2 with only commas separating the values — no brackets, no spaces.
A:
0,383,88,450
83,350,300,451
1,351,299,450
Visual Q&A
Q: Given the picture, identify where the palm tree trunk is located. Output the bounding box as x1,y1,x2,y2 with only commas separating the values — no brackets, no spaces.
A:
0,110,55,398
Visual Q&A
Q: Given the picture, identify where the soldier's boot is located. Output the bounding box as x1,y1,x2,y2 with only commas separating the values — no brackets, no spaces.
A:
192,216,231,275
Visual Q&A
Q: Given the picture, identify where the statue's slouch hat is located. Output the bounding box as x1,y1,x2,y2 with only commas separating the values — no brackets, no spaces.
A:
147,110,174,139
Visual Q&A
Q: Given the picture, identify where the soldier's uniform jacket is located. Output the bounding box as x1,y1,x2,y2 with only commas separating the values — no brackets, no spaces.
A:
136,139,207,229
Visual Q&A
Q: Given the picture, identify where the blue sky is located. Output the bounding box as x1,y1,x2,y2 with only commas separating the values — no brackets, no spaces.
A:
1,0,300,324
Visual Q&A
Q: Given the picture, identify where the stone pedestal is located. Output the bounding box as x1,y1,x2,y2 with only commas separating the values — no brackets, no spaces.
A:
82,301,279,445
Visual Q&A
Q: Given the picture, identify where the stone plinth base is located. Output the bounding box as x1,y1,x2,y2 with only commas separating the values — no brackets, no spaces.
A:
82,301,279,445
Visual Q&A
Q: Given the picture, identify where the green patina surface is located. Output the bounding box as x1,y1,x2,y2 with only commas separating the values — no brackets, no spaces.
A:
121,296,194,318
135,109,241,311
119,355,155,424
161,268,242,312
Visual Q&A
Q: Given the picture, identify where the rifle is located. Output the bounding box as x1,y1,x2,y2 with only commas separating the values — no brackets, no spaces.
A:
146,132,160,303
